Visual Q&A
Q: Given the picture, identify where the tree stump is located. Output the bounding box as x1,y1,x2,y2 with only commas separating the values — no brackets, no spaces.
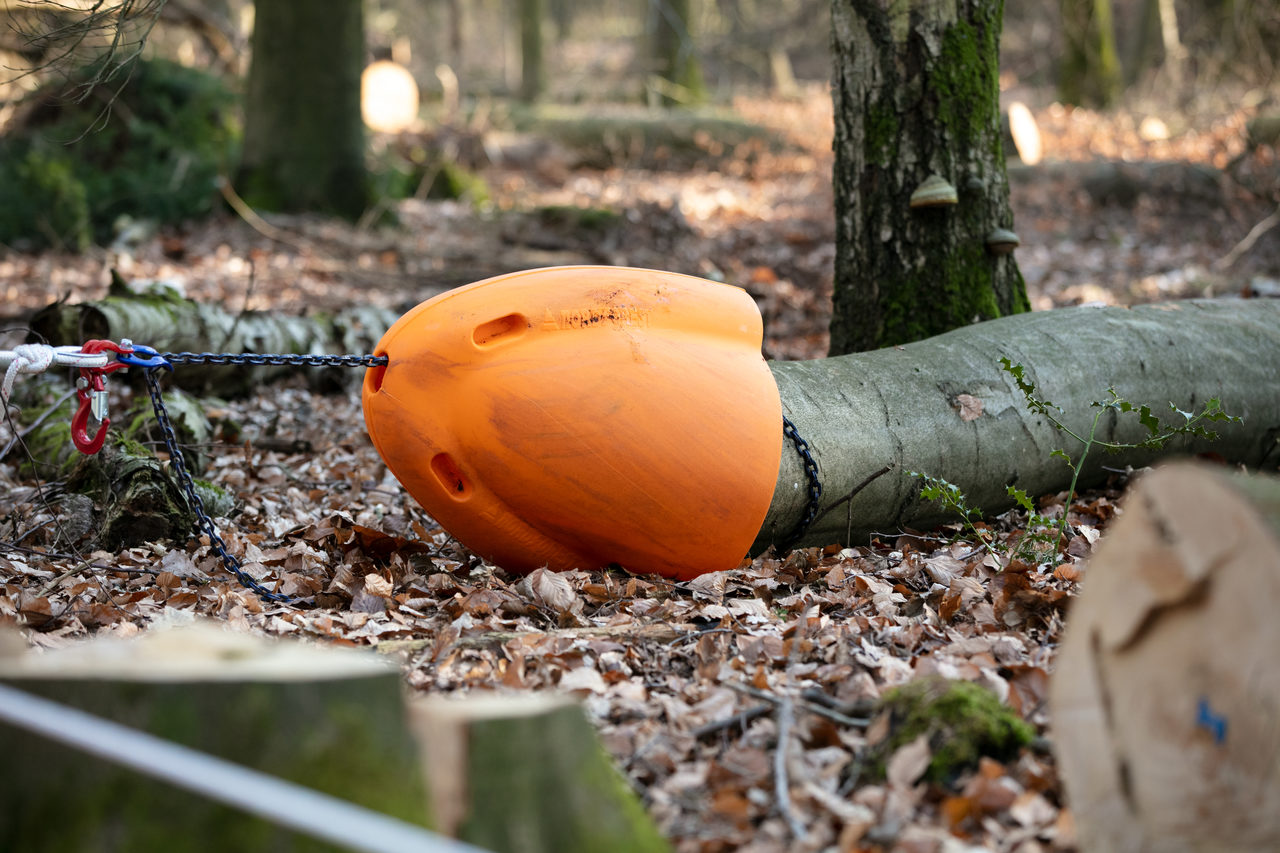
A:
410,693,669,853
0,621,669,853
0,620,432,852
1051,462,1280,852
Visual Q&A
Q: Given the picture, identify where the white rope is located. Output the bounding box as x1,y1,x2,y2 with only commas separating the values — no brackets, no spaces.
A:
2,344,54,408
0,344,112,409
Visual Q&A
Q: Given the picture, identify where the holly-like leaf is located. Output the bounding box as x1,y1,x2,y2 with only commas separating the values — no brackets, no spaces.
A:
1007,485,1035,514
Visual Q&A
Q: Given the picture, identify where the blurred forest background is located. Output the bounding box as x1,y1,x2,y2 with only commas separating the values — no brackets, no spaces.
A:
1,0,1278,359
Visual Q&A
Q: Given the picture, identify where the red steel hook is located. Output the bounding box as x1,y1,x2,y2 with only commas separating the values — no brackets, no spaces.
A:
70,340,132,454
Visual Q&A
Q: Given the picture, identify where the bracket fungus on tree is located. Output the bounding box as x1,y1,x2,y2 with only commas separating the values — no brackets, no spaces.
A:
908,174,959,209
985,228,1020,255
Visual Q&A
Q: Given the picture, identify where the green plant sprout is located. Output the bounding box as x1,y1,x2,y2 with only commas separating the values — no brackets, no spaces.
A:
915,359,1241,563
910,473,1000,558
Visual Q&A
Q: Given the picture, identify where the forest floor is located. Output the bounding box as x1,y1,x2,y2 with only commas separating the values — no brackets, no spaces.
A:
2,85,1279,852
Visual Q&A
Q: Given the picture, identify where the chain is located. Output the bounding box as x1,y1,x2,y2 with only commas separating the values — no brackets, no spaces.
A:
142,368,295,604
777,415,822,553
161,352,388,368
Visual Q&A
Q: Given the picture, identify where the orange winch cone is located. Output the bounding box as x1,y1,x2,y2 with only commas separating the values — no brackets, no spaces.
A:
362,266,783,580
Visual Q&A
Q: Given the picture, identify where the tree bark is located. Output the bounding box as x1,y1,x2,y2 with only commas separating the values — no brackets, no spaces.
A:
829,0,1028,356
28,282,398,396
0,621,434,852
237,0,368,218
1051,463,1280,852
755,298,1280,552
411,693,670,853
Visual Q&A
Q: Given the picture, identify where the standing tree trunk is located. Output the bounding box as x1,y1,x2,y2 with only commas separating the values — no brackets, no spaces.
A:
829,0,1028,355
1058,0,1123,107
237,0,368,218
649,0,708,106
519,0,546,102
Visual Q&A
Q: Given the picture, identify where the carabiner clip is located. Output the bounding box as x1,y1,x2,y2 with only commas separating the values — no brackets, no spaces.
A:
69,340,132,454
116,342,171,371
71,372,111,454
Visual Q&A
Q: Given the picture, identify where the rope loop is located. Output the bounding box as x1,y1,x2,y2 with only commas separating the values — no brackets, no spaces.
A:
2,344,55,406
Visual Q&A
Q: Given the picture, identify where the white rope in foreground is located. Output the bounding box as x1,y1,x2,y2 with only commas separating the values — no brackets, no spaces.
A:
0,683,491,853
0,344,111,408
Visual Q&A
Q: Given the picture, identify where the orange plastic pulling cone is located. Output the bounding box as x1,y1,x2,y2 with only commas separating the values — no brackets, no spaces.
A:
362,266,782,580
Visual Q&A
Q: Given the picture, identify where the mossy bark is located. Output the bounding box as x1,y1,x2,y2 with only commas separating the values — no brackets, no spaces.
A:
1058,0,1123,107
755,298,1280,552
237,0,368,218
829,0,1028,356
0,622,432,853
28,282,397,396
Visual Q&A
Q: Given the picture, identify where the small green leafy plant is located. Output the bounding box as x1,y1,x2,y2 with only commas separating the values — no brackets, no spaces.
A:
911,473,999,557
914,359,1241,562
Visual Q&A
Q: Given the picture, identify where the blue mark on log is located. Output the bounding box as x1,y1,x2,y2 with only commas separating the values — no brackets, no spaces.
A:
1196,696,1228,745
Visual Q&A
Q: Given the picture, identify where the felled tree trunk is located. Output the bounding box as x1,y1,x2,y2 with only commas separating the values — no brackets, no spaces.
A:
755,298,1280,552
28,281,398,395
1051,463,1280,852
411,693,669,853
0,621,434,852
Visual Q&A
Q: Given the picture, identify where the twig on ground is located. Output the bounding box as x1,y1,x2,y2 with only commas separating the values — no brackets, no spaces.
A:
377,622,685,655
691,703,773,739
38,556,98,596
1215,203,1280,270
773,695,807,841
0,541,162,578
724,681,871,729
0,388,77,462
216,177,308,250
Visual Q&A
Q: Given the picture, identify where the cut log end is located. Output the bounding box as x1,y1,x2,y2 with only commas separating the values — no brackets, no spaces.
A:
1051,462,1280,851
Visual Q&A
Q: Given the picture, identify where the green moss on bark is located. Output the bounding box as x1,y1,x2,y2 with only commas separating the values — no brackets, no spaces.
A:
458,704,668,852
935,17,1001,145
1,674,431,852
864,102,900,166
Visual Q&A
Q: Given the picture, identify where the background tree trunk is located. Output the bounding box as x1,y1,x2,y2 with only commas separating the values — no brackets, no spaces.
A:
237,0,368,218
755,298,1280,552
519,0,546,102
828,0,1028,356
1058,0,1123,107
649,0,708,106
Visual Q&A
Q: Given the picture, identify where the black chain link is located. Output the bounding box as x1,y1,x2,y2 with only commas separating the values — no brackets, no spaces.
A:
139,350,820,595
777,415,822,553
143,367,296,604
161,352,388,368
